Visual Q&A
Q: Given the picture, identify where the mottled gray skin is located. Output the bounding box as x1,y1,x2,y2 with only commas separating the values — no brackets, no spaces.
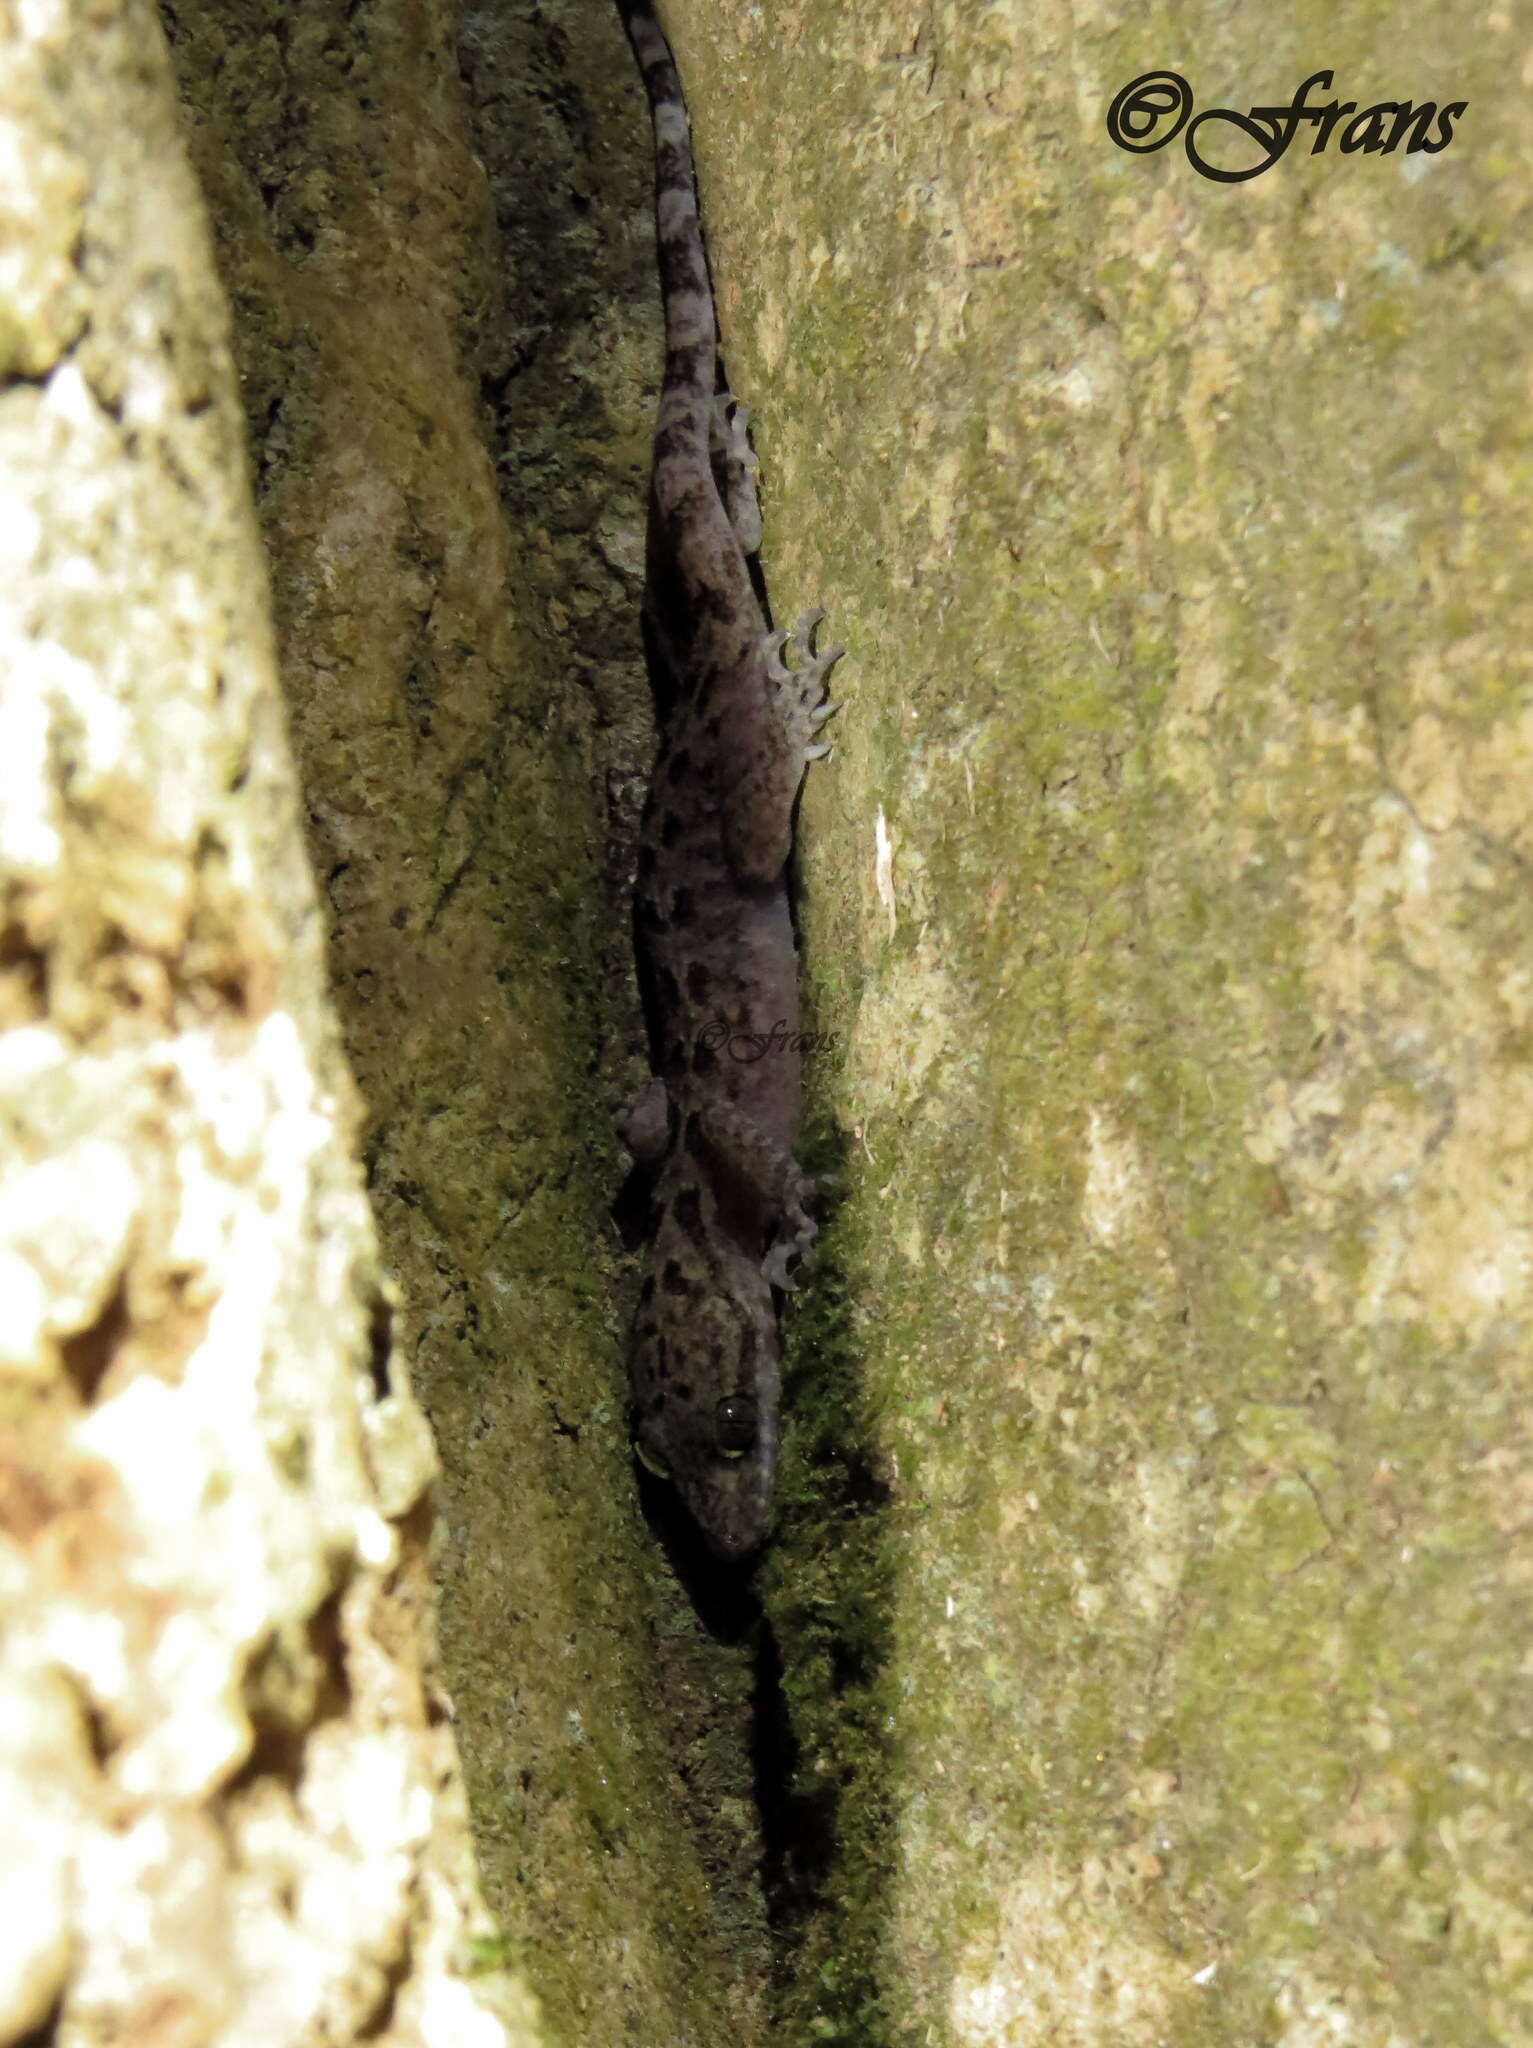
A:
616,0,841,1561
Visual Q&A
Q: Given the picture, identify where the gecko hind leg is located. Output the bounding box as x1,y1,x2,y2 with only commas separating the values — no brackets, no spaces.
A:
763,608,846,763
711,393,763,554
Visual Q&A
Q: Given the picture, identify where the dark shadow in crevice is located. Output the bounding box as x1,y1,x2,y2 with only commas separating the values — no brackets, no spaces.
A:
12,1991,62,2048
755,1125,899,2043
58,1273,131,1405
634,1455,762,1648
751,1613,837,1925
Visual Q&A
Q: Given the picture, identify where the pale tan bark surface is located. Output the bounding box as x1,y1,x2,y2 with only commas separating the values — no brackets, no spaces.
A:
0,4,536,2043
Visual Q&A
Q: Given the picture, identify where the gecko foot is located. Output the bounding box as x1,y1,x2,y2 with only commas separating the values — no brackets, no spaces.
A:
762,608,846,764
617,1075,671,1166
761,1171,819,1290
762,1210,818,1290
712,393,759,473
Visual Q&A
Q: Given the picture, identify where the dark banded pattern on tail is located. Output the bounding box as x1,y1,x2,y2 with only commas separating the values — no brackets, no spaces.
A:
616,0,743,618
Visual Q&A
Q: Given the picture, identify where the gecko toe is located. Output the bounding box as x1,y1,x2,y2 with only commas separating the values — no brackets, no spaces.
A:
762,627,795,682
800,644,845,693
789,606,827,659
762,1242,796,1289
763,1196,818,1289
714,393,759,470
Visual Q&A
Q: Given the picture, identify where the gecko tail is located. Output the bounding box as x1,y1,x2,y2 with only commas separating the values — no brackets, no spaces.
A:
616,0,749,617
615,0,716,432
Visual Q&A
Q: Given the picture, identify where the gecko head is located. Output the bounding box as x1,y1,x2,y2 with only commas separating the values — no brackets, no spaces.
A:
629,1250,781,1563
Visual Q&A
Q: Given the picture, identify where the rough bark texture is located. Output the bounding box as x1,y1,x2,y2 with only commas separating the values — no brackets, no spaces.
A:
651,2,1532,2042
160,0,769,2043
10,0,1528,2044
0,2,535,2045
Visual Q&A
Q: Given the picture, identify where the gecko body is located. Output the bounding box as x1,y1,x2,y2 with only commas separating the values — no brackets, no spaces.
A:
616,0,841,1561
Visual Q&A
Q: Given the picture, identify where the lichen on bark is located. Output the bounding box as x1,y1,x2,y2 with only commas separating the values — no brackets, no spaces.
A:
657,1,1533,2041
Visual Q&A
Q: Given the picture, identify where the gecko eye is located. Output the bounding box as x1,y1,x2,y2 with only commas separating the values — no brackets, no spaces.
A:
714,1395,757,1459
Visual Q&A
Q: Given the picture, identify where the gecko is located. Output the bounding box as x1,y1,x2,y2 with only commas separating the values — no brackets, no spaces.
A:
615,0,843,1562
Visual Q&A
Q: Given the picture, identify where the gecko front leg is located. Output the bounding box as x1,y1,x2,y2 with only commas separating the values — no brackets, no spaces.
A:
693,1099,819,1287
721,610,845,888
